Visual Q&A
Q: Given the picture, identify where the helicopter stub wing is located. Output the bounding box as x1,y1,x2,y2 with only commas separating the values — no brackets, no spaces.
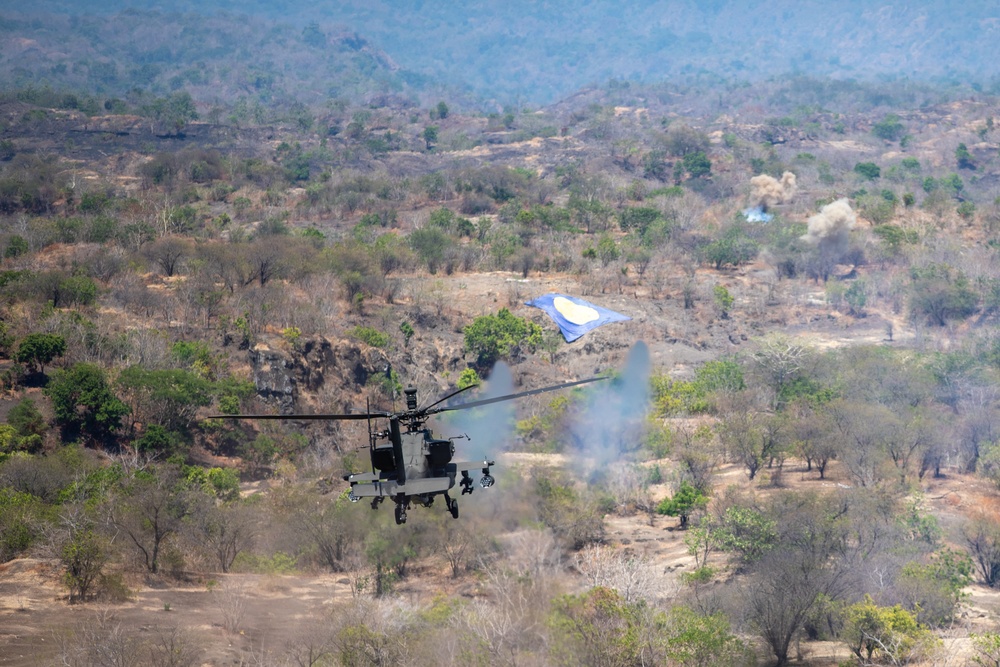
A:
344,471,380,483
349,477,454,498
450,460,496,473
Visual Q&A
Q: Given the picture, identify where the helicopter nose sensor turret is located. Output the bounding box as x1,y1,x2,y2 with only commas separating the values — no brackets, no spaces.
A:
404,387,418,410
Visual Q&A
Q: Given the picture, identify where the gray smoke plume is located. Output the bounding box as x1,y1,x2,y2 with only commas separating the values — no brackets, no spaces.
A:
568,342,651,472
801,198,856,249
440,361,515,463
751,171,797,208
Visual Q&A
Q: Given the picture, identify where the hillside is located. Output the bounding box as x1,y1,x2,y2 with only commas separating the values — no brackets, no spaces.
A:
3,73,1000,666
8,2,1000,105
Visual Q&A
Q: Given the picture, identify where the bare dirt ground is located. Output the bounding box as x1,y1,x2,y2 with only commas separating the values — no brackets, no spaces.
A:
0,233,989,666
0,560,362,667
3,461,1000,666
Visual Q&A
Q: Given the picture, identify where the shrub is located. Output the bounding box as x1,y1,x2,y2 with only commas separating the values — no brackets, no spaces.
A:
872,114,905,141
348,326,390,348
908,264,978,326
15,333,66,373
463,308,543,371
854,162,881,180
656,481,709,528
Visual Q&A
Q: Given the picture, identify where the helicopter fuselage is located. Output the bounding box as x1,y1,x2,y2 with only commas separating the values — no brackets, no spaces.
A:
217,377,603,526
372,428,453,480
346,424,495,523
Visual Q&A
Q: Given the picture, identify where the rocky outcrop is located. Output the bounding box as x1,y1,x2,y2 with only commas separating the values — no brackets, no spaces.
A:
249,335,389,413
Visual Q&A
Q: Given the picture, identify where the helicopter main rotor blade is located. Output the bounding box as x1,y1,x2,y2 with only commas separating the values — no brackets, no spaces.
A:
427,376,606,415
417,383,480,414
208,412,391,421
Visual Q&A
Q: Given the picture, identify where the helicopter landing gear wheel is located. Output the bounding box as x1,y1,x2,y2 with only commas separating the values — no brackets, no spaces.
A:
445,494,459,519
394,503,407,525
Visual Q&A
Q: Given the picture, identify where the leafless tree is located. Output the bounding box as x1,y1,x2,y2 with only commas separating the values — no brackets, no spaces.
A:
717,391,785,481
328,598,410,667
106,466,189,574
148,626,202,667
461,553,557,667
740,516,849,666
188,498,257,573
213,578,253,634
55,609,144,667
964,513,1000,587
143,236,191,277
828,399,896,488
574,545,664,604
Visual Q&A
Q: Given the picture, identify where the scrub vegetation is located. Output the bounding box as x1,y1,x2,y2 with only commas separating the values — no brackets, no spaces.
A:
5,4,1000,666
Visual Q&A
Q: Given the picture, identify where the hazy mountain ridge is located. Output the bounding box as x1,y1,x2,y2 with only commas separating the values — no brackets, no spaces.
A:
7,2,1000,105
0,11,442,108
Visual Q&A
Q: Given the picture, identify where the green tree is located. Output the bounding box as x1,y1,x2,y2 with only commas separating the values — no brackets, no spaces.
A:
618,206,661,234
908,264,978,326
897,548,972,626
435,101,449,119
702,226,758,269
713,285,734,318
457,367,480,389
463,308,543,371
117,367,213,435
45,363,129,444
958,201,977,220
941,172,965,197
239,434,279,477
428,207,456,231
972,631,1000,667
844,279,867,315
854,162,881,180
657,480,709,528
664,606,751,667
301,21,325,47
15,333,66,375
956,142,976,169
152,91,198,136
133,424,182,455
423,125,439,150
348,326,391,348
61,528,107,603
872,114,905,141
597,233,620,266
32,273,99,308
408,227,451,273
548,587,649,667
399,321,415,346
5,235,29,258
0,488,39,559
841,596,935,665
6,397,46,451
714,505,777,565
681,151,712,179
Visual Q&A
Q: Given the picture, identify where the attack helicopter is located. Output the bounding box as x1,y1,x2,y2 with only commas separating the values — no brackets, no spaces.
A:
215,375,604,524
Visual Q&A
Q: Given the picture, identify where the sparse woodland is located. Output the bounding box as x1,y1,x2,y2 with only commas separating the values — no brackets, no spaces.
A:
6,14,1000,666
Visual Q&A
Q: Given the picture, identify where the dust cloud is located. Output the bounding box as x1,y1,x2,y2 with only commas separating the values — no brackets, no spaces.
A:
441,343,652,472
750,171,797,208
440,361,515,464
801,198,857,249
568,341,651,471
